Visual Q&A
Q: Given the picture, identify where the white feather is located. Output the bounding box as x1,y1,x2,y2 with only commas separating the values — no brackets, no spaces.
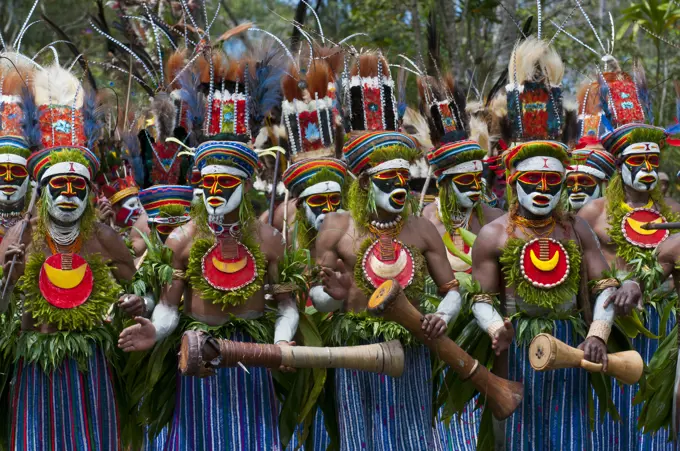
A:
33,64,83,107
508,37,564,87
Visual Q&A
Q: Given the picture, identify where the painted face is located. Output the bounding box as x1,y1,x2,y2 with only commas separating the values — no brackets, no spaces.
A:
114,195,142,227
450,172,483,209
46,175,89,223
621,153,659,192
201,172,243,217
0,163,29,206
303,192,342,230
370,168,410,214
565,172,600,210
516,171,563,216
152,217,188,243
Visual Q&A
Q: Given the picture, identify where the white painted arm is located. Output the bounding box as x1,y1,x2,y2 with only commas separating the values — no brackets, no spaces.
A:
310,285,343,312
586,287,616,343
471,302,505,338
435,290,463,324
274,297,299,343
151,303,180,342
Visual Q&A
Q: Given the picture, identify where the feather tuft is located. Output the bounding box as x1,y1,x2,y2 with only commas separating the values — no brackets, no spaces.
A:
469,116,490,152
165,48,188,89
248,49,284,126
597,73,613,126
178,69,205,133
150,93,176,140
633,59,653,124
508,36,564,86
306,60,332,99
351,53,390,78
33,64,84,107
20,85,41,149
83,86,106,150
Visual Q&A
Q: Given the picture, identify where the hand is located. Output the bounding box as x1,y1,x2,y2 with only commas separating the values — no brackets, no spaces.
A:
3,243,25,278
321,259,352,301
276,341,296,372
491,319,514,356
579,336,608,372
118,294,146,317
118,317,156,352
604,281,642,316
97,196,114,223
421,313,447,339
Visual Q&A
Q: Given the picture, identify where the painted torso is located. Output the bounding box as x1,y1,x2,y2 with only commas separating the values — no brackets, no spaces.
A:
169,220,274,326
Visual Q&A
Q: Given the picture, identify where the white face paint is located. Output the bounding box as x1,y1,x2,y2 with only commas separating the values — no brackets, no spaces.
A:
622,163,658,192
192,188,203,204
372,181,406,214
118,195,142,226
47,187,89,224
0,177,29,206
568,184,601,210
304,203,325,230
517,182,561,216
451,180,481,209
203,183,243,217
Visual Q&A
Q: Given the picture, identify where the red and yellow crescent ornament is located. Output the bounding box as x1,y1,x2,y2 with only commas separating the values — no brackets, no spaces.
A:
39,253,94,308
520,238,570,289
621,208,669,248
202,242,257,291
362,239,415,289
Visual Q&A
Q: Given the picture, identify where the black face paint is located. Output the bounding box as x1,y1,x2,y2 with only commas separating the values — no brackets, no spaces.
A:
371,169,409,210
0,163,28,189
624,153,659,189
450,172,483,194
48,175,88,203
565,172,598,197
516,171,563,197
304,192,342,218
155,223,179,243
202,173,241,211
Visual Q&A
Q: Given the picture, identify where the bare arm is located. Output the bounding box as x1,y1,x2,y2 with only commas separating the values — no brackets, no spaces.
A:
470,220,513,354
98,224,136,282
128,215,150,257
576,197,604,226
573,216,608,281
312,213,352,310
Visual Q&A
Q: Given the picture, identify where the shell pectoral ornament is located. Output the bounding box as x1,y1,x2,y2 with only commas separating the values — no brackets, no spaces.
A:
362,239,415,290
202,242,257,291
520,238,570,289
621,208,669,248
39,253,94,308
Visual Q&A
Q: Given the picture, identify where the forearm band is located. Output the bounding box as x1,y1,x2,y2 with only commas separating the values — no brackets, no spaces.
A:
471,293,498,305
438,279,460,295
591,277,620,295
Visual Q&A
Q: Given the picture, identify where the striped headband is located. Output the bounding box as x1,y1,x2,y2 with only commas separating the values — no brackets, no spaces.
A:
342,131,417,176
601,123,666,157
194,141,259,179
504,140,570,184
427,140,486,180
139,185,194,221
282,157,347,198
568,148,616,180
27,146,101,182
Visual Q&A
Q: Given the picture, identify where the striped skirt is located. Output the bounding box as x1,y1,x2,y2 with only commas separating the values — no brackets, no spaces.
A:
335,344,434,451
164,330,281,451
433,390,481,451
593,306,677,451
142,425,168,451
286,408,330,451
505,319,591,451
10,344,120,451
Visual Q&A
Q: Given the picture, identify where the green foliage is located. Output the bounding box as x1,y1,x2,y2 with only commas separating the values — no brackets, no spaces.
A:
130,227,174,301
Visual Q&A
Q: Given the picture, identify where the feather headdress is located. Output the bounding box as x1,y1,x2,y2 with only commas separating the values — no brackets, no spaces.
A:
345,52,398,132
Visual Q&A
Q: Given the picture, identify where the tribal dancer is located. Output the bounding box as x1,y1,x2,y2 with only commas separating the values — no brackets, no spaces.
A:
314,120,463,451
416,74,503,449
470,37,640,451
274,55,346,450
117,139,297,451
564,142,615,212
0,63,138,451
577,60,680,450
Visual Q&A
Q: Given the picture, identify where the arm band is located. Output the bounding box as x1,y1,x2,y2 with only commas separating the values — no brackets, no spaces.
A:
586,287,616,343
151,303,180,342
310,285,343,312
274,297,299,344
435,290,462,324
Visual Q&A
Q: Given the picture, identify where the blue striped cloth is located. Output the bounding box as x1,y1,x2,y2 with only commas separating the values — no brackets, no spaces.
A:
142,425,168,451
10,343,120,451
434,391,481,450
335,344,435,450
287,408,330,451
505,319,591,450
592,306,676,451
164,330,281,451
